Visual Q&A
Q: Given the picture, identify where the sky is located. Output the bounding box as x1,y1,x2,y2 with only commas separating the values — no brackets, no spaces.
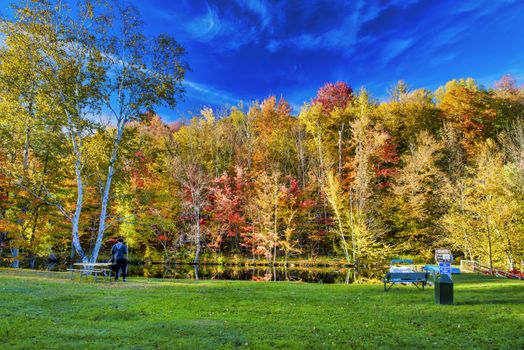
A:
134,0,524,121
13,0,524,121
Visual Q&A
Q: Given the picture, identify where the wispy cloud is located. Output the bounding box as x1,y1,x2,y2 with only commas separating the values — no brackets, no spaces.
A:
266,1,384,54
185,4,223,42
235,0,271,28
266,39,280,52
136,0,524,117
381,38,413,64
183,3,258,50
184,80,240,107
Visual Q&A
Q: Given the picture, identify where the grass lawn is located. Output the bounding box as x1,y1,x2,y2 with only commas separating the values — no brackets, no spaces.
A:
0,269,522,349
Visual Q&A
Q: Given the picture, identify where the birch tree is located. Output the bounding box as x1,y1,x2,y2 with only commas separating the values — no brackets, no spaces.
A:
88,1,188,262
0,0,103,263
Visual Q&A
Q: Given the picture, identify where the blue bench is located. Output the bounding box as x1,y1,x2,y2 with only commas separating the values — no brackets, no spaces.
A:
383,272,429,291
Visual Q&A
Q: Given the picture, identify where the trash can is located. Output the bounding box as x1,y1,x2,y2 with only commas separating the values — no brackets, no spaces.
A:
434,274,454,305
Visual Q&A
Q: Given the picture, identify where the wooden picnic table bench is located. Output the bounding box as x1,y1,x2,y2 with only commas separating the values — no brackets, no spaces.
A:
68,262,113,282
383,272,429,291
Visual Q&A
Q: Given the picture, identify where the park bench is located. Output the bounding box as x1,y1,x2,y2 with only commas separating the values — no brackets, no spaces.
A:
382,272,429,291
68,263,113,282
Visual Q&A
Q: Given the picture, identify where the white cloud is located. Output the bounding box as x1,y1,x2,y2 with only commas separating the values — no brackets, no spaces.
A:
185,4,223,42
184,3,259,50
381,38,413,64
184,80,240,106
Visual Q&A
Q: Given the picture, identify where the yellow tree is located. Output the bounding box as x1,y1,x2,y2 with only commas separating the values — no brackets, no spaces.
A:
377,81,441,153
443,141,524,270
390,131,445,258
245,172,281,263
436,78,497,156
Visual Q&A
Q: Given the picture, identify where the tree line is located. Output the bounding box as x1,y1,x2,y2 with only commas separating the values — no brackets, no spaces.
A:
1,1,523,271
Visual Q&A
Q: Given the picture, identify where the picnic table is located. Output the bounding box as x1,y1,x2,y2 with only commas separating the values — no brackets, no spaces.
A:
68,262,113,282
382,271,429,291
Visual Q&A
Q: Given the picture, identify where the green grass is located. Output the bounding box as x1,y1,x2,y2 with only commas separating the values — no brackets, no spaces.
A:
0,270,522,349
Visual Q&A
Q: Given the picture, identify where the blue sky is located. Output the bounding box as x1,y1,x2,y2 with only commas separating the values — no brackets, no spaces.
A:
2,0,522,120
123,1,523,119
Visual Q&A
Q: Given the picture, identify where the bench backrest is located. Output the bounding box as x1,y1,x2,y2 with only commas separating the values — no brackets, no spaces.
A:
386,272,428,281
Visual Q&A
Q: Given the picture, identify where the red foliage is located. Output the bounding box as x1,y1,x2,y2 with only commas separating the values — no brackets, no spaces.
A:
169,121,183,132
251,273,272,282
509,270,524,279
207,167,250,252
280,176,300,202
312,82,353,113
494,75,518,93
300,199,316,209
315,216,333,226
316,229,328,236
372,135,399,189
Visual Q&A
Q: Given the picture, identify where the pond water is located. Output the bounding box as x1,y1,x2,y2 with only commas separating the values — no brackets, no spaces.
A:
129,264,385,283
3,259,386,284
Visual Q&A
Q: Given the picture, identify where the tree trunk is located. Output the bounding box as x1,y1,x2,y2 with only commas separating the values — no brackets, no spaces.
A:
486,216,493,273
194,264,199,280
194,208,201,265
459,186,473,260
272,190,278,266
335,213,351,266
10,247,20,268
28,149,51,262
71,136,87,262
295,129,307,186
90,124,124,263
13,113,32,271
337,124,344,178
349,188,357,265
23,124,30,174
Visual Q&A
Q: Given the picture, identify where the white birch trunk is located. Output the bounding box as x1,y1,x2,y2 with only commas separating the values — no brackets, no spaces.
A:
71,134,88,262
10,247,20,268
90,122,125,263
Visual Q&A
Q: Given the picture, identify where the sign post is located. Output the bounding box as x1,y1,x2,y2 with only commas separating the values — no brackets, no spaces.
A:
434,248,454,305
435,248,453,279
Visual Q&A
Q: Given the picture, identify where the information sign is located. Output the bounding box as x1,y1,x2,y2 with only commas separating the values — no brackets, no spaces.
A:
438,262,452,279
435,248,453,263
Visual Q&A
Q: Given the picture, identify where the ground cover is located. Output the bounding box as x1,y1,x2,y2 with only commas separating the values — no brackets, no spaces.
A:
0,269,522,349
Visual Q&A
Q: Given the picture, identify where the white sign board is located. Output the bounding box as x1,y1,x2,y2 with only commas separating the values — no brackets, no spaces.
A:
435,248,453,263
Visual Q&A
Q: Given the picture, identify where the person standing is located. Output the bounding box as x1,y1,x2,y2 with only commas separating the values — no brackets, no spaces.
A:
111,238,128,282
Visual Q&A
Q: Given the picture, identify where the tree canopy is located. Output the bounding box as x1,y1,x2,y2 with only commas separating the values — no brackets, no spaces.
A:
1,1,523,271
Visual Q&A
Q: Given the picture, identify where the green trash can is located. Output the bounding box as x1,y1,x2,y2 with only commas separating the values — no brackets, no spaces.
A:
434,274,454,305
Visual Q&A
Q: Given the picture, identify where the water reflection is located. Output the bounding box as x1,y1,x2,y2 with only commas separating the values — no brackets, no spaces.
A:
130,263,383,284
3,259,385,284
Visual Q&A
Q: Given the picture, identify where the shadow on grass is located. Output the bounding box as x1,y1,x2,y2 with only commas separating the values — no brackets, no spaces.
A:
456,299,524,305
455,282,524,305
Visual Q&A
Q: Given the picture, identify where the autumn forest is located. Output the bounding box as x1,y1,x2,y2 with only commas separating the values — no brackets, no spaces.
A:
1,1,523,272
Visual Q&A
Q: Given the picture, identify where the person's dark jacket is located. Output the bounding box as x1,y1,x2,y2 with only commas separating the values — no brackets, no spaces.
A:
111,242,128,260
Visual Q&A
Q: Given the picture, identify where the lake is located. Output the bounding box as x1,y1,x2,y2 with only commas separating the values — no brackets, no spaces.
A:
3,259,386,284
